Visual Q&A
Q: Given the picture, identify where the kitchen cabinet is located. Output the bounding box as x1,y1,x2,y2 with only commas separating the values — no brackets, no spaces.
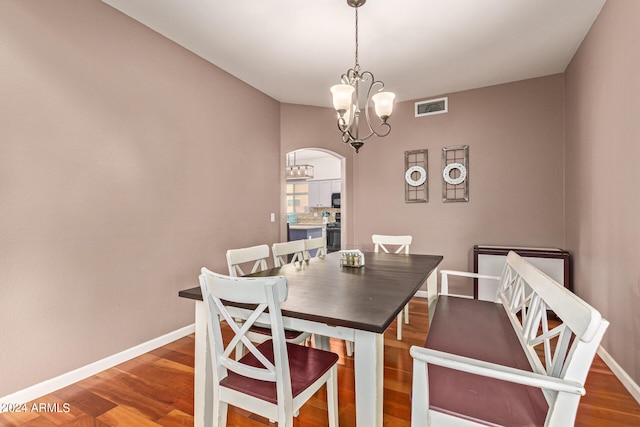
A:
288,225,324,242
308,180,339,207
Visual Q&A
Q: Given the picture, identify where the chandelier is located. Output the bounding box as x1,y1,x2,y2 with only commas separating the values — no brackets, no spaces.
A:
285,152,314,181
330,0,395,153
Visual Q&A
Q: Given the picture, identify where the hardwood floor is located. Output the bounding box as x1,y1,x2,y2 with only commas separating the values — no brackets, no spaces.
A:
1,297,639,426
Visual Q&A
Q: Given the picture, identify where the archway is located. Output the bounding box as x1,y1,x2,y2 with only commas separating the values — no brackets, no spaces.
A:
284,148,345,252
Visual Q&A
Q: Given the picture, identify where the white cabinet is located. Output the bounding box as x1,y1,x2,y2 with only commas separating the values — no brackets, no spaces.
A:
308,180,340,207
308,182,319,207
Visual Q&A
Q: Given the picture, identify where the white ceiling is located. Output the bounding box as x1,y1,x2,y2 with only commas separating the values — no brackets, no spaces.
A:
101,0,605,108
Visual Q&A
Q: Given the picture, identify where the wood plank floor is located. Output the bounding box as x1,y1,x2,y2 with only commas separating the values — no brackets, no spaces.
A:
1,297,639,426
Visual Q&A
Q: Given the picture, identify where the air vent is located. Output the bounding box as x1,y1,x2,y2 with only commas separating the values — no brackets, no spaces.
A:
415,97,448,117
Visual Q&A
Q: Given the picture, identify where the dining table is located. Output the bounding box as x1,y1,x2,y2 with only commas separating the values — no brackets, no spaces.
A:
178,251,443,427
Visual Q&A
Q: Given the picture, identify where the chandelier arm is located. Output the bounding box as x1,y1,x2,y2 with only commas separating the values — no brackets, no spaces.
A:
349,120,391,143
358,71,391,140
337,115,350,132
341,68,358,85
336,122,352,139
335,115,358,144
336,98,356,134
362,122,391,140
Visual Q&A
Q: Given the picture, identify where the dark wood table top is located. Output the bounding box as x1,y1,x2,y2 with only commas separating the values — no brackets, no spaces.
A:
178,251,443,334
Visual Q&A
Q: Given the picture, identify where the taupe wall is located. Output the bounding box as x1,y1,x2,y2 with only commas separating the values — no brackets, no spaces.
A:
282,76,566,284
351,76,566,276
3,0,638,400
565,0,640,382
0,1,281,396
282,74,564,269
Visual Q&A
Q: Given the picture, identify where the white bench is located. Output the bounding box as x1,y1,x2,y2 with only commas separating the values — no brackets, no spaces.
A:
411,251,609,426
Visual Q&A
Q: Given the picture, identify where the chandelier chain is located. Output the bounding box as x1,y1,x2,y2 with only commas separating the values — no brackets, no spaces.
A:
354,7,359,70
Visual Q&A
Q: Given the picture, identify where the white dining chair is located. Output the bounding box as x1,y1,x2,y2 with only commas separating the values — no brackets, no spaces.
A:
226,244,310,355
372,234,413,340
372,234,412,255
303,236,327,259
198,269,339,427
272,240,306,267
226,244,270,277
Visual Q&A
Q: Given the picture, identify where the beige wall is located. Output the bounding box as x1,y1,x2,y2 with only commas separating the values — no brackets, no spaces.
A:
3,0,638,400
565,0,640,382
0,0,281,396
282,76,566,282
352,75,566,276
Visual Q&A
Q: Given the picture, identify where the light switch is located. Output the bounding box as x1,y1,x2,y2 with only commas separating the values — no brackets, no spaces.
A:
270,213,275,222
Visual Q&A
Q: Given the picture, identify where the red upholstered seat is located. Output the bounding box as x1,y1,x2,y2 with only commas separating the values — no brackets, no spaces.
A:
221,340,339,405
424,296,548,426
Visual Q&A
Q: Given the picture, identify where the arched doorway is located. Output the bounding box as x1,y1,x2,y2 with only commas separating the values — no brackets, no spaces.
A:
285,148,345,252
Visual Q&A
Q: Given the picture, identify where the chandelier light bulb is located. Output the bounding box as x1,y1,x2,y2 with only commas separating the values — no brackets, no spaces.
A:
372,91,395,122
330,84,355,117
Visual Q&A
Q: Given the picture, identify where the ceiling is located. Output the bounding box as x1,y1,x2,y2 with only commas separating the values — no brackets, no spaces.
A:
101,0,606,108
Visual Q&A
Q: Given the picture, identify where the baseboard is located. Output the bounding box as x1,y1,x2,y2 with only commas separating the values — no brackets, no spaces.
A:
8,323,637,409
415,290,428,298
0,324,195,409
598,346,640,404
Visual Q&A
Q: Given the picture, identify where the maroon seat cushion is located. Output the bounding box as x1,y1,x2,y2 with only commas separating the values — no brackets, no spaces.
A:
424,296,548,426
220,340,338,405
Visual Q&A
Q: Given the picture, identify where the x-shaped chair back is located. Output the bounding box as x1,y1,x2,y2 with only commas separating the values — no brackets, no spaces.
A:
304,237,327,259
272,240,306,267
372,234,412,254
199,270,293,413
226,244,270,277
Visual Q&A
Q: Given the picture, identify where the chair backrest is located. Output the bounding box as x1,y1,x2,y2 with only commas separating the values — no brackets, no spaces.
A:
198,269,292,405
372,234,412,254
497,252,608,383
272,240,306,267
304,236,327,259
226,244,270,277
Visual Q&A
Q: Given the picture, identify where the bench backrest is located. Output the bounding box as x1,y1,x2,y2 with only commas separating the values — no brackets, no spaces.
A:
497,252,609,408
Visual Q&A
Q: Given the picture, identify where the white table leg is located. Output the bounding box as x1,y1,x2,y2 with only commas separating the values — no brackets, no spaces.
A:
427,267,438,325
354,330,384,427
194,301,213,427
313,334,330,351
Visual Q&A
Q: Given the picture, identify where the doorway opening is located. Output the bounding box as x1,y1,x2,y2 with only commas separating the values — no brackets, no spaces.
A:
285,148,345,253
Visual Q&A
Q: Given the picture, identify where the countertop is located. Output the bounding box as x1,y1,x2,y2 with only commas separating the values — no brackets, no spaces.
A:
288,223,326,230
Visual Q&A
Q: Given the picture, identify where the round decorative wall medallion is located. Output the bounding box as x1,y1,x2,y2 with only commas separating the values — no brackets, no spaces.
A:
405,165,427,187
442,162,467,185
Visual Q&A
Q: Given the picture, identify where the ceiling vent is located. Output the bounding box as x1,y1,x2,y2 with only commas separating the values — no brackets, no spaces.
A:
415,97,448,117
